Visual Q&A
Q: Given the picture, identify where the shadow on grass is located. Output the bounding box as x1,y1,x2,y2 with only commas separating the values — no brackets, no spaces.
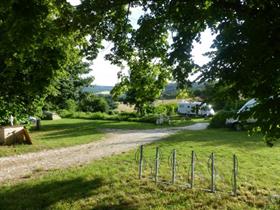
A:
30,120,117,142
0,177,104,210
31,119,155,142
92,202,139,210
154,129,268,150
35,119,154,132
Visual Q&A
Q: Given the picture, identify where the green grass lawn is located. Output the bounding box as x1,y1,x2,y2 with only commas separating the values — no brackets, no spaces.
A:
0,118,205,157
0,128,279,210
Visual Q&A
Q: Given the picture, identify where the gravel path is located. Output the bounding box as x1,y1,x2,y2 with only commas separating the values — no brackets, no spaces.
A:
0,123,208,183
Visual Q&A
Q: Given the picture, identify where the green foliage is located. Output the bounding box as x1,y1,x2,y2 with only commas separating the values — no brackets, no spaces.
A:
193,82,246,111
58,110,136,122
0,0,89,123
45,62,94,111
176,89,193,100
0,97,28,125
146,104,177,116
129,114,159,124
79,94,109,113
98,94,118,110
247,97,280,145
209,111,235,128
112,60,171,115
65,99,78,112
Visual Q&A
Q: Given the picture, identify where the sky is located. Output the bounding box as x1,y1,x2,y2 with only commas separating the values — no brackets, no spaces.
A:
68,0,215,86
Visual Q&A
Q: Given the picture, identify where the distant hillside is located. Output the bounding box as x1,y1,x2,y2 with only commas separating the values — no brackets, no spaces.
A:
82,82,205,97
161,83,177,99
82,86,113,94
161,82,206,99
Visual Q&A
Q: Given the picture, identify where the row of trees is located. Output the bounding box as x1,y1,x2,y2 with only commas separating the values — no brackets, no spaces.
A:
0,0,279,143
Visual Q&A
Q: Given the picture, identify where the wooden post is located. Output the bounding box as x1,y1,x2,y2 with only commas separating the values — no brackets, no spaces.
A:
23,129,32,144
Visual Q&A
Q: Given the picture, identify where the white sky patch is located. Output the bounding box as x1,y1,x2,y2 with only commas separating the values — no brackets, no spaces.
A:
67,0,80,6
86,41,129,86
129,6,144,29
191,28,216,67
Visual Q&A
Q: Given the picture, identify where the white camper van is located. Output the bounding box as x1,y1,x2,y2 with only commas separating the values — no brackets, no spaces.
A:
226,98,257,130
177,101,215,117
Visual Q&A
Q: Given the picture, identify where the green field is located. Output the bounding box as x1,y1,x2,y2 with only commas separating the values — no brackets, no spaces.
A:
0,125,279,209
0,118,205,157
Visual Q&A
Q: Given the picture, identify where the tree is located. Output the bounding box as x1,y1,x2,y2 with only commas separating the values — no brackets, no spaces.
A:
111,59,171,115
0,0,145,124
0,0,85,123
176,89,193,100
44,61,93,111
79,93,109,113
192,82,246,111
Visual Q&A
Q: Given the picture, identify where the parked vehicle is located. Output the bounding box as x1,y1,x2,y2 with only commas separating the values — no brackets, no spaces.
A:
226,98,257,130
177,101,215,117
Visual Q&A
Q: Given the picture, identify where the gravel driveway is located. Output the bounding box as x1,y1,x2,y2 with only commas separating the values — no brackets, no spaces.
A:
0,123,208,183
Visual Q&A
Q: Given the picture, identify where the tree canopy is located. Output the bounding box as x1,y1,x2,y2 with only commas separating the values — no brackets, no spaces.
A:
111,58,171,115
0,0,82,123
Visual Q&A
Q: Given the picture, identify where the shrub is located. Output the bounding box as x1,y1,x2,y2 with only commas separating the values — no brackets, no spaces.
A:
165,104,177,116
65,99,78,112
118,112,138,118
88,112,109,120
209,110,236,128
58,109,161,124
145,104,177,116
0,97,29,125
79,94,109,113
58,109,73,118
128,114,159,123
153,105,167,115
139,114,160,123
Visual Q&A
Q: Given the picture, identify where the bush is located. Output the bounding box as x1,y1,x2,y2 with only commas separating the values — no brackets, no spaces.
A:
145,104,177,116
153,105,167,115
58,109,73,118
129,114,159,123
58,109,161,124
166,104,177,116
79,94,109,113
0,97,31,125
209,110,236,128
65,99,78,112
118,112,138,118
